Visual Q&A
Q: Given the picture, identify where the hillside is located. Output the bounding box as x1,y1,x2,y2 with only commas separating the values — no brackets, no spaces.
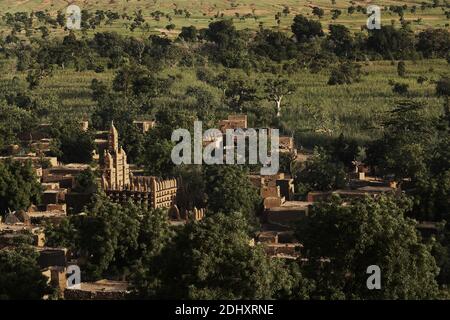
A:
0,0,448,33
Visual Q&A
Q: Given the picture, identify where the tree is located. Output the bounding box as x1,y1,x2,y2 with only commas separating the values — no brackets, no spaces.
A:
131,73,174,98
391,82,409,95
417,29,450,58
112,64,146,97
204,20,249,68
46,196,173,281
252,29,298,62
142,136,176,177
366,100,436,183
224,78,258,113
326,133,359,169
205,19,239,48
263,77,296,117
328,24,354,58
291,15,324,43
294,147,348,197
68,195,141,280
279,151,297,176
133,212,293,299
0,103,36,150
331,9,342,20
26,69,42,90
328,62,362,85
436,76,450,97
130,207,175,283
397,61,406,77
166,23,176,31
312,7,325,19
0,160,41,215
179,25,198,42
367,26,415,59
0,246,53,299
52,126,95,164
73,168,98,193
203,165,260,225
185,86,218,121
141,107,197,177
56,10,65,28
296,195,439,299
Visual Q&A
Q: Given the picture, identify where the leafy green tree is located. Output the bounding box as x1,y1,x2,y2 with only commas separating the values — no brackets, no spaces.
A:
436,76,450,98
367,101,436,183
141,107,197,176
279,151,297,176
67,195,141,280
185,86,218,122
142,136,176,177
178,25,198,42
205,20,239,48
294,147,348,197
391,82,409,95
0,103,36,150
417,29,450,58
44,218,78,248
203,165,260,224
262,77,296,117
367,25,415,59
56,10,65,27
291,15,324,43
204,20,248,68
296,195,439,299
312,7,325,19
252,29,298,62
224,77,258,113
0,160,41,215
328,24,354,58
91,93,139,131
328,62,362,85
326,134,359,169
331,9,342,20
51,126,95,164
120,122,146,164
0,246,53,300
112,64,146,97
46,196,173,281
133,212,292,299
73,168,98,193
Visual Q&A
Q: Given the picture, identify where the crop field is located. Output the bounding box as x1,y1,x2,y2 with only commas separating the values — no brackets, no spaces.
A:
1,56,447,145
0,0,448,145
0,0,449,35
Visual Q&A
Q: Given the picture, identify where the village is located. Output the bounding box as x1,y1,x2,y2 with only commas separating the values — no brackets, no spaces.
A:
0,111,427,300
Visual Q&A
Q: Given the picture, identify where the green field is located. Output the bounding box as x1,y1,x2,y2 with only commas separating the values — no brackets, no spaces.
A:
1,56,447,144
0,0,449,35
0,0,449,145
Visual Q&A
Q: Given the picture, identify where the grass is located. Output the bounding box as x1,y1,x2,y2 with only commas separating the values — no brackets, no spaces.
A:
0,0,449,36
0,1,448,146
2,56,447,145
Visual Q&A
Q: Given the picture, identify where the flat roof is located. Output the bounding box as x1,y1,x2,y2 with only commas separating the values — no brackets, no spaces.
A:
67,280,129,293
29,211,66,218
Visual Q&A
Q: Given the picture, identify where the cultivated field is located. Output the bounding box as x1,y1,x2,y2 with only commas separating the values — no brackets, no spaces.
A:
0,0,449,145
0,0,449,34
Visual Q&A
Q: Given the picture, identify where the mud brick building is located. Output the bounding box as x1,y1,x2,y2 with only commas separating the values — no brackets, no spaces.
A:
100,122,179,209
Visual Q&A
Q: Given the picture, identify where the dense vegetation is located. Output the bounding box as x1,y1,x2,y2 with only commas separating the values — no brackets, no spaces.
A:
0,1,449,300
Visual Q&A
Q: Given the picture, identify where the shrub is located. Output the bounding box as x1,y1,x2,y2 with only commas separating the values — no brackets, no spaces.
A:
328,62,362,85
